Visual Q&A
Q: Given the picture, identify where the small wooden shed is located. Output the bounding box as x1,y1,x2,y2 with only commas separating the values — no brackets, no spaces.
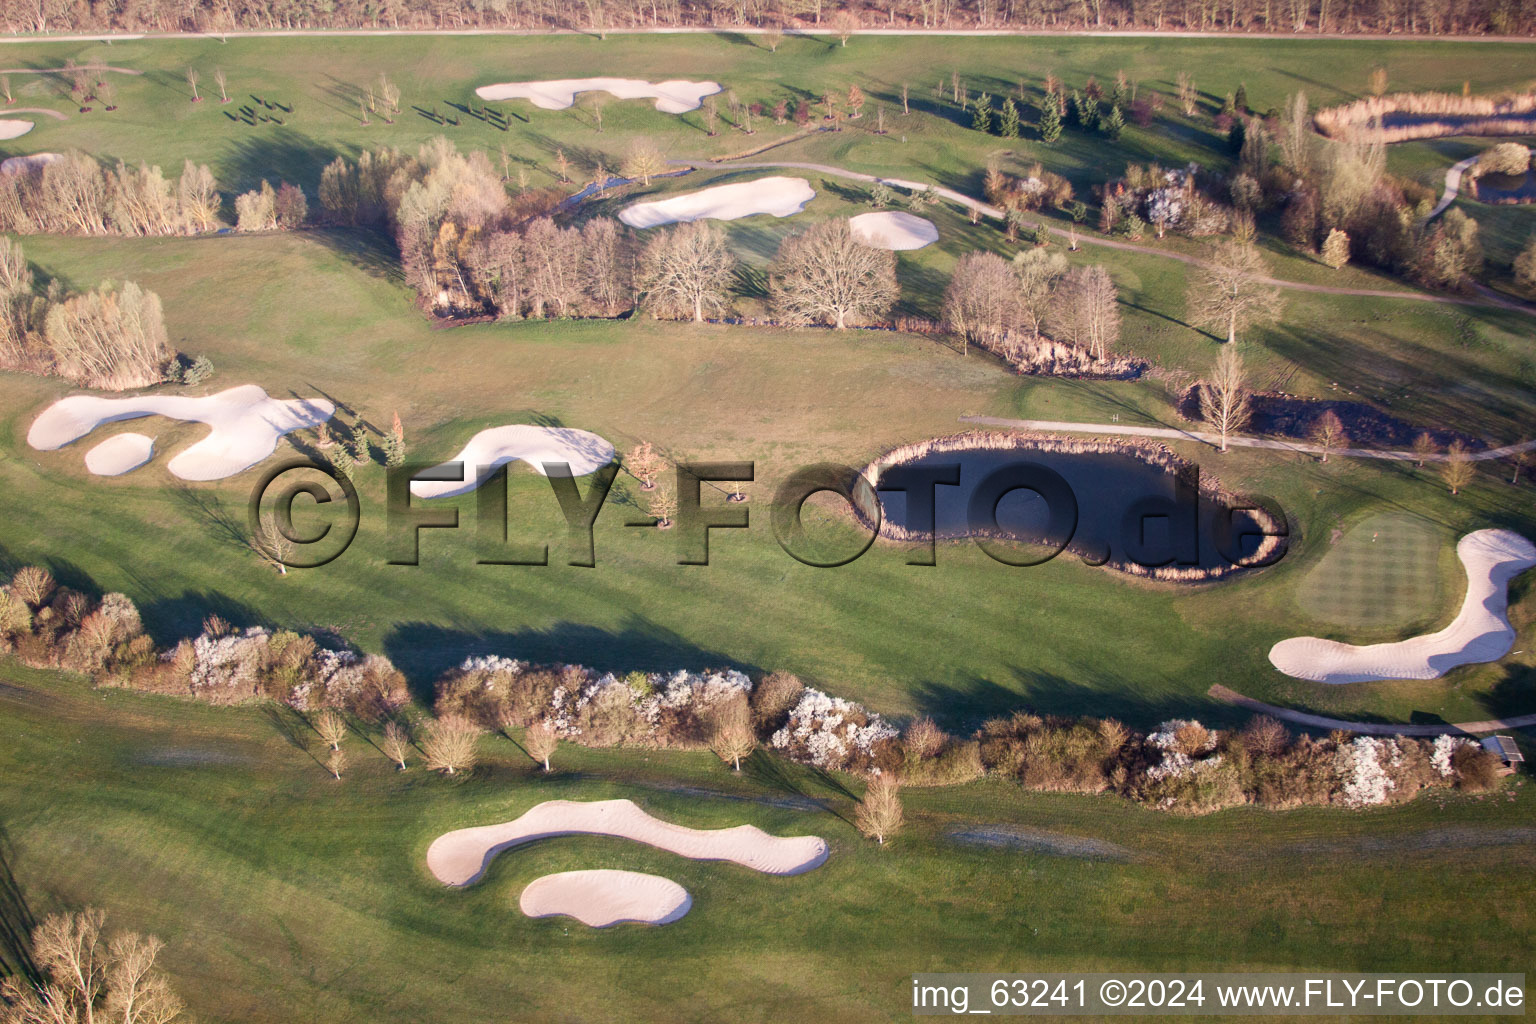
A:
1481,735,1525,776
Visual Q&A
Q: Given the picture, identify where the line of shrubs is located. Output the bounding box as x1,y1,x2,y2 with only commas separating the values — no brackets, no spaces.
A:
0,564,1508,813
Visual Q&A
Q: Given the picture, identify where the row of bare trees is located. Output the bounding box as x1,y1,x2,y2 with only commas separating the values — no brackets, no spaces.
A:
0,238,173,390
1199,345,1490,494
9,0,1528,36
0,153,221,236
943,249,1121,362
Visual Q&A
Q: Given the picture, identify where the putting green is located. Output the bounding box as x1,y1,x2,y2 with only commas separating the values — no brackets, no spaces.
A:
1295,512,1449,632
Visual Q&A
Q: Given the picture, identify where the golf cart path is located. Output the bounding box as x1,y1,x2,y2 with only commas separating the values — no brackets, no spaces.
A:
1427,155,1479,221
672,158,1536,317
958,415,1536,461
1209,684,1536,735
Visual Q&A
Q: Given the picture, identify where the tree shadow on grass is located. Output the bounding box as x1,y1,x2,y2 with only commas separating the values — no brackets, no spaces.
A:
1478,664,1536,728
214,130,347,201
0,822,39,986
738,749,859,829
134,590,267,649
382,618,760,706
168,480,250,553
909,671,1239,734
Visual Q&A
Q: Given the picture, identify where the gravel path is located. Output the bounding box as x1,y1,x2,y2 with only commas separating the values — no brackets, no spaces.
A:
674,158,1536,317
957,414,1536,461
1426,155,1479,221
1208,684,1536,734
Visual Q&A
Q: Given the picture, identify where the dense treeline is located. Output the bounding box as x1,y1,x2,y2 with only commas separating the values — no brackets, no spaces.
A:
6,0,1529,36
0,561,1510,815
319,138,908,326
0,237,179,389
0,152,220,237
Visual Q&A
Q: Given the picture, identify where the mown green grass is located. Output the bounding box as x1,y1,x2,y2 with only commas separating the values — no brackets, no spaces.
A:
1293,511,1449,634
3,217,1534,729
0,32,1534,1023
0,666,1531,1023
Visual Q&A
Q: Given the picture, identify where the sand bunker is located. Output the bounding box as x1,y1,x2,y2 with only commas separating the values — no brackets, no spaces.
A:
475,78,721,114
519,869,691,928
0,120,34,141
848,211,938,251
28,384,335,481
83,433,155,476
0,152,59,175
1270,529,1536,684
619,176,815,228
410,425,615,499
427,798,828,886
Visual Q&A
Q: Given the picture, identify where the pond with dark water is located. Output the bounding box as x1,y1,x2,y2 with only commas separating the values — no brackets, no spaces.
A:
871,445,1282,574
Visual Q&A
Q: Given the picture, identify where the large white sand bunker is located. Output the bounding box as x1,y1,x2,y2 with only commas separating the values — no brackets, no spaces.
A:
1,152,60,175
0,120,34,141
28,384,335,482
84,433,155,476
410,424,615,499
849,211,939,251
619,176,815,228
1270,529,1536,684
427,798,829,886
474,78,721,114
520,869,691,928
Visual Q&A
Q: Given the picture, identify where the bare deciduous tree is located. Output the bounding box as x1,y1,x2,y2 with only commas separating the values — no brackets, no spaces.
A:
761,24,783,51
185,68,200,102
830,8,859,43
327,747,348,780
213,67,228,103
1278,91,1312,175
255,510,292,575
621,137,667,186
708,696,755,771
4,908,187,1024
1187,240,1283,345
1200,345,1251,453
1013,247,1068,338
648,486,678,528
1443,439,1474,495
422,714,481,774
581,217,631,315
637,220,736,323
626,440,664,490
943,251,1022,356
381,719,411,769
1311,410,1347,461
1048,264,1121,360
855,774,903,845
1510,445,1531,485
316,710,347,750
177,161,222,232
769,219,897,329
43,281,171,390
1176,70,1197,115
1411,431,1436,467
523,720,558,771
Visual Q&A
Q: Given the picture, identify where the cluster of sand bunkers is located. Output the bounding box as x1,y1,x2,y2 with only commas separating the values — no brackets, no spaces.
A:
617,175,938,249
25,385,1536,691
428,799,827,927
27,385,615,487
471,77,938,247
